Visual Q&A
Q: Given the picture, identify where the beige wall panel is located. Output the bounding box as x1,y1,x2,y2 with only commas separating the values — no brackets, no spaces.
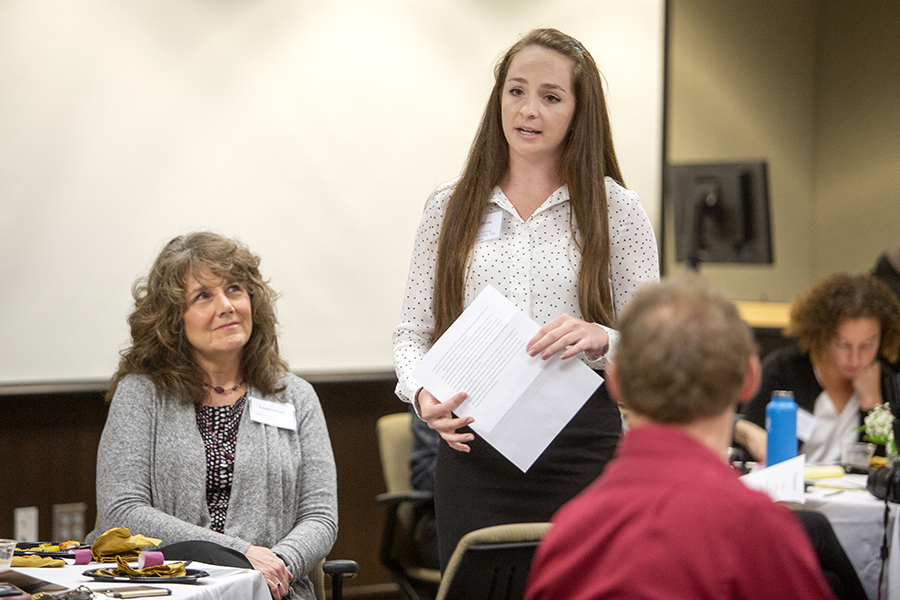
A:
813,2,900,278
667,0,817,301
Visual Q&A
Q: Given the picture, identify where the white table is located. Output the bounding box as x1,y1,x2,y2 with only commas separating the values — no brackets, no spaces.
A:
805,474,899,600
7,560,270,600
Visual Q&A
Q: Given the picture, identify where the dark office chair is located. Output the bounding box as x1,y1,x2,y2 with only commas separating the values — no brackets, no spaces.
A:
375,412,441,600
311,558,360,600
435,522,551,600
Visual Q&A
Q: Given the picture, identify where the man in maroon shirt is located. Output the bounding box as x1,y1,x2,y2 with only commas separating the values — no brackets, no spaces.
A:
525,274,836,600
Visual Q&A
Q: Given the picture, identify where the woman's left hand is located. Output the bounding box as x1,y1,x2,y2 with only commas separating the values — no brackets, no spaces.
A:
854,361,883,411
245,545,292,599
527,314,610,361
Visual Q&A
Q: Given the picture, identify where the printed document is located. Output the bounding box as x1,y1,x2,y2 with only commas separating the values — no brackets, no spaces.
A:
740,455,806,503
412,285,602,471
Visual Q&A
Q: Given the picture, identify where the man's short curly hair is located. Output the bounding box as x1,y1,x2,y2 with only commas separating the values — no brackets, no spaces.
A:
615,273,756,423
786,273,900,364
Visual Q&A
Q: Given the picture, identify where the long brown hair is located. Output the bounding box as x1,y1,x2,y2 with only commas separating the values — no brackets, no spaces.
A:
108,232,289,404
432,28,624,342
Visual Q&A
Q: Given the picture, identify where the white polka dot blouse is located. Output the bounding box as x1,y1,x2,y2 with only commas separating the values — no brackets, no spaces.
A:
392,176,660,404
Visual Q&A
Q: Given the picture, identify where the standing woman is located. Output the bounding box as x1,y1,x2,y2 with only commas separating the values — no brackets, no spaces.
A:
88,232,337,600
393,28,659,568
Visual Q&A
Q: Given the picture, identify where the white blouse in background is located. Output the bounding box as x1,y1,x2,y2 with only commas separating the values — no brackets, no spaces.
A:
800,390,862,464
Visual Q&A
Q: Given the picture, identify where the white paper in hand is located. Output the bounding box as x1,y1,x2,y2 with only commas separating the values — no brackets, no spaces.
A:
412,285,602,471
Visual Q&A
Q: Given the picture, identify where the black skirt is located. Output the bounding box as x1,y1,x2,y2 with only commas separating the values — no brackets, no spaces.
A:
433,380,621,569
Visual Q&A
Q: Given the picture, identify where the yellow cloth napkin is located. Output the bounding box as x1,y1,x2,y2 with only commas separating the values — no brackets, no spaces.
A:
11,555,65,568
93,555,187,578
91,527,161,563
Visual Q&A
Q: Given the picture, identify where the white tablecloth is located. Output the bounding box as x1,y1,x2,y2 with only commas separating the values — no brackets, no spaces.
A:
7,560,269,600
805,474,899,600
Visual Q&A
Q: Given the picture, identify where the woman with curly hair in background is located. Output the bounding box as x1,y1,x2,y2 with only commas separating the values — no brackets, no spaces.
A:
737,273,900,464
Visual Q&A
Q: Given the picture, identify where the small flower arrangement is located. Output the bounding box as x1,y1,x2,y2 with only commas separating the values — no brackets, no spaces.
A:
860,403,897,456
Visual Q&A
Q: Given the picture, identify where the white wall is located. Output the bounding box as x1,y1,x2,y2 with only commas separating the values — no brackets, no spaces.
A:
0,0,665,385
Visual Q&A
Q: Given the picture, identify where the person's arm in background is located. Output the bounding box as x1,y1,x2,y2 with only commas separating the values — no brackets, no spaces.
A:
733,417,767,463
736,346,811,462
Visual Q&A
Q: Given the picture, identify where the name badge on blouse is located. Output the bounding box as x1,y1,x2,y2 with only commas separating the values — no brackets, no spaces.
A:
796,407,816,443
476,210,503,243
249,397,297,431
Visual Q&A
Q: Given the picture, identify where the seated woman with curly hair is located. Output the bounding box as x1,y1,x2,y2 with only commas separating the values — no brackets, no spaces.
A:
86,231,337,600
737,273,900,464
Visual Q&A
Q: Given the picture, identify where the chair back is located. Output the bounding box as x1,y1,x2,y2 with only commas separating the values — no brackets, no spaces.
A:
376,412,419,566
375,412,442,599
376,412,415,494
311,558,325,600
435,523,552,600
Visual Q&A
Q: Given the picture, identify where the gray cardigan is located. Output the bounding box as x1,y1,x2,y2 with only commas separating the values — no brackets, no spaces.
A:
87,373,338,600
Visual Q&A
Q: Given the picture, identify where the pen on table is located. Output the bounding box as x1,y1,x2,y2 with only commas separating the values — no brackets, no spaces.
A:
808,484,867,491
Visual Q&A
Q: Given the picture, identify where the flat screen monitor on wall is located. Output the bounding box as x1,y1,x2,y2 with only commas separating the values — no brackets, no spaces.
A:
669,161,773,270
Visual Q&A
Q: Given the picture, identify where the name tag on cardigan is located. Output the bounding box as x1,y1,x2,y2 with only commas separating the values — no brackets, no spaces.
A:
249,397,297,431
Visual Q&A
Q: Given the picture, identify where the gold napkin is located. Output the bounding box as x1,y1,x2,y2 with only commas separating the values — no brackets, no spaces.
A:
91,527,162,563
93,554,187,578
10,555,65,568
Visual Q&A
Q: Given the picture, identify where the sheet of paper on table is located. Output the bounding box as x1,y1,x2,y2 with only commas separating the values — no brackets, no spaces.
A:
740,454,806,503
412,285,602,472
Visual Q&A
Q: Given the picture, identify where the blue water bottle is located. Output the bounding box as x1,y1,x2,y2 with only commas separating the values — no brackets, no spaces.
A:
766,390,798,466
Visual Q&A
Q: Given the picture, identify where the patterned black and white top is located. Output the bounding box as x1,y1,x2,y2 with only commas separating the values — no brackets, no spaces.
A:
392,177,660,404
196,393,247,533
